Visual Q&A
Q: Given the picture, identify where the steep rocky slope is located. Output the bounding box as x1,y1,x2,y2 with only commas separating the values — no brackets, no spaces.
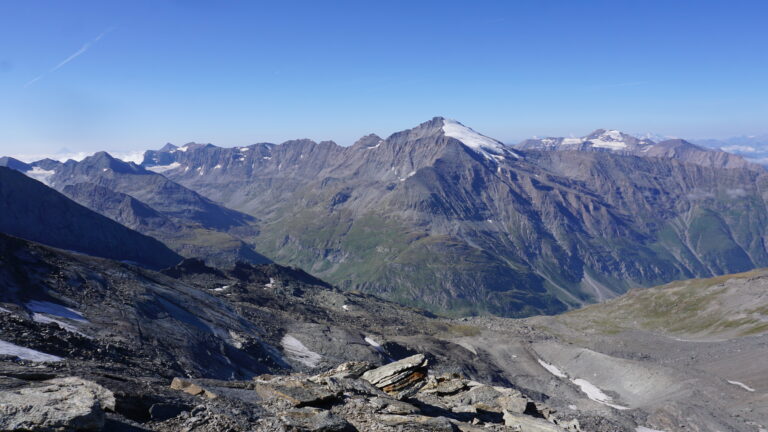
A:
139,118,768,317
0,167,181,269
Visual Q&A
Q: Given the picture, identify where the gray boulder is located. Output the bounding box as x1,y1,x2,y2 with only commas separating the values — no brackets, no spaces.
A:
503,410,568,432
0,377,115,432
279,407,351,431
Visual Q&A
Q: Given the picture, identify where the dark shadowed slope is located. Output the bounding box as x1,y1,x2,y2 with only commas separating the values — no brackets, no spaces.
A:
0,166,181,269
2,152,270,267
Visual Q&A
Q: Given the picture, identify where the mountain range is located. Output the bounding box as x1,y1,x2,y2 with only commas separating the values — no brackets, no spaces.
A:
4,117,768,317
1,118,767,431
136,118,768,316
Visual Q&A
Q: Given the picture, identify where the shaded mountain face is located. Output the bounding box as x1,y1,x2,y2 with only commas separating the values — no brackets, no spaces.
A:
0,232,515,390
132,117,768,317
519,130,761,171
0,167,181,269
0,156,31,171
0,232,460,380
4,152,269,267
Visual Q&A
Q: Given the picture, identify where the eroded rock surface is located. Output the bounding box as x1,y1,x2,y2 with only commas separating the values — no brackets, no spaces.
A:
0,377,115,432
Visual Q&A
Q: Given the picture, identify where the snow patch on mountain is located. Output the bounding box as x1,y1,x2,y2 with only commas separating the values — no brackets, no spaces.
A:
281,334,321,367
536,356,629,410
366,140,384,150
561,138,584,146
364,336,381,348
571,378,629,410
537,358,567,378
523,129,656,153
24,167,56,185
147,162,182,173
442,119,519,160
0,339,62,362
26,300,88,322
727,380,756,392
32,313,83,334
589,130,629,150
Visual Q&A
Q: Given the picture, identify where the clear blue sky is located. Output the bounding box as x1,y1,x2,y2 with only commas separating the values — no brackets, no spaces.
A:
1,0,767,157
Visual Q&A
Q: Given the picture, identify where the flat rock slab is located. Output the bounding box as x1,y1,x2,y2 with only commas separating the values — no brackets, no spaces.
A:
375,414,455,431
368,396,419,415
503,410,568,432
435,379,467,395
361,354,427,387
170,377,218,399
311,361,375,381
361,354,429,399
256,380,341,407
322,376,390,398
0,376,115,432
280,407,352,431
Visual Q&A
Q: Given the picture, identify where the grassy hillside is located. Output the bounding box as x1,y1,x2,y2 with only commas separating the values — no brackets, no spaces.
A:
551,268,768,339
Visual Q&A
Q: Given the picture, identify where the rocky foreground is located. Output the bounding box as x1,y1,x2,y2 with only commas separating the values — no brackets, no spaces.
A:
0,354,580,432
1,233,765,431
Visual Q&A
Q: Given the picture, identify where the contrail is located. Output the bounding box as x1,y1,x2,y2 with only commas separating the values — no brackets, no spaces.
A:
24,27,114,88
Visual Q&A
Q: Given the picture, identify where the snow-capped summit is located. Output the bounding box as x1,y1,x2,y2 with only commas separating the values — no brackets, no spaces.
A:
518,129,654,153
441,118,520,160
583,129,655,151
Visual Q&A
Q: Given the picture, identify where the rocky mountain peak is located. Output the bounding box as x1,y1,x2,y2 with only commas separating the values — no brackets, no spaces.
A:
384,117,447,144
382,117,519,162
351,133,384,149
0,156,31,171
33,158,64,171
76,151,145,175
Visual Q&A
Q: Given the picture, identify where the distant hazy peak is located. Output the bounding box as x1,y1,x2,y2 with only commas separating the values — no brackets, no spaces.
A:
74,151,146,174
520,129,655,153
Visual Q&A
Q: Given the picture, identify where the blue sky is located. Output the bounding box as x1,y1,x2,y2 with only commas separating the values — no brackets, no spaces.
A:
1,0,767,158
